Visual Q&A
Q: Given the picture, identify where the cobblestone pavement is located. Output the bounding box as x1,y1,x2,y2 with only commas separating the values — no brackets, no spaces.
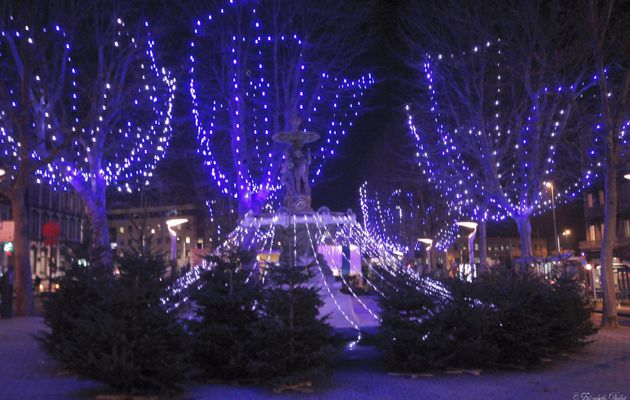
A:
0,317,629,400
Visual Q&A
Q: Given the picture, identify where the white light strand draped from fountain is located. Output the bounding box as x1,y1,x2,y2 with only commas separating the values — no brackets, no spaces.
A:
313,216,381,322
163,211,454,327
303,216,362,348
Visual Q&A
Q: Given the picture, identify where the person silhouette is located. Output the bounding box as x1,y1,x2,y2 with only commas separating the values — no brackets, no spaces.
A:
0,265,14,318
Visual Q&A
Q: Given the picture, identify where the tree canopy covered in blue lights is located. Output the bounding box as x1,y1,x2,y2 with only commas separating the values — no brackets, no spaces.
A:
189,0,374,212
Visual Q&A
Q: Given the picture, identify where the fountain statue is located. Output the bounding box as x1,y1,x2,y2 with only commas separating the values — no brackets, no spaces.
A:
272,117,320,212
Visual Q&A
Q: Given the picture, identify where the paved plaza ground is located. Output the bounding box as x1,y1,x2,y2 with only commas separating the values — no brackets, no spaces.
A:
0,316,629,400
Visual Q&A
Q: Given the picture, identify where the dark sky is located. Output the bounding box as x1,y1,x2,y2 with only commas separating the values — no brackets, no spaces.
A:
311,0,400,212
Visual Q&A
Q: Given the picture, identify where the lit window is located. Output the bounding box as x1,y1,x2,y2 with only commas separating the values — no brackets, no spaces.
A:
119,226,125,234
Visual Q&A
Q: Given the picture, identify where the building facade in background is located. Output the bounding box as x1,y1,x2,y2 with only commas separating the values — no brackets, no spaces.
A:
579,180,630,261
107,204,216,268
0,183,86,279
446,236,549,267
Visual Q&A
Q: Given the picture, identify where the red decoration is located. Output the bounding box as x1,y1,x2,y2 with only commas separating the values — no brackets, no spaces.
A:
42,221,61,246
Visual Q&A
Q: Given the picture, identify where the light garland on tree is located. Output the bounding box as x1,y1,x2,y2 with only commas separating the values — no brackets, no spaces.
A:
407,41,601,224
359,182,408,255
0,22,77,183
189,1,374,209
30,19,175,192
359,182,458,253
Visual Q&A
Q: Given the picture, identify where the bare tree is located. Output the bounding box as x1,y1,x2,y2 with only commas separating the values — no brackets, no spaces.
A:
39,1,176,269
586,0,630,328
0,4,78,315
359,122,454,272
189,0,375,213
399,0,595,263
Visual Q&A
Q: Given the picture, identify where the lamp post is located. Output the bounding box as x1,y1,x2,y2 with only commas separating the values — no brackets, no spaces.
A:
456,221,478,278
585,263,597,300
561,229,571,252
166,217,188,270
545,182,560,255
0,169,9,276
418,238,433,273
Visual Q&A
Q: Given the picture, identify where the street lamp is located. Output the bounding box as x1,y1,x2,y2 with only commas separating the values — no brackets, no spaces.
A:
418,238,433,273
166,217,188,267
545,182,560,255
456,221,478,277
0,168,5,177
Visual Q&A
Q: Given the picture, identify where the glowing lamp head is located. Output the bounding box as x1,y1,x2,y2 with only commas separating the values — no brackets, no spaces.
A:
0,168,5,177
585,263,592,271
418,238,433,251
544,181,553,188
624,174,630,180
456,221,478,230
166,218,188,236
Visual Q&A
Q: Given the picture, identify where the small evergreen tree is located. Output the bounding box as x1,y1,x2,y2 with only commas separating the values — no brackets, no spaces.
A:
40,252,189,395
252,263,339,387
188,251,261,380
189,253,339,388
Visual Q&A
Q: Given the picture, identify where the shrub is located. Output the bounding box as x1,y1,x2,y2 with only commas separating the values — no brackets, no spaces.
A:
378,270,596,372
379,274,499,372
474,271,596,367
40,252,189,395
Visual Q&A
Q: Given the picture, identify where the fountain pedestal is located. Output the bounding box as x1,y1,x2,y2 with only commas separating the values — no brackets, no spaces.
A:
285,193,312,212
